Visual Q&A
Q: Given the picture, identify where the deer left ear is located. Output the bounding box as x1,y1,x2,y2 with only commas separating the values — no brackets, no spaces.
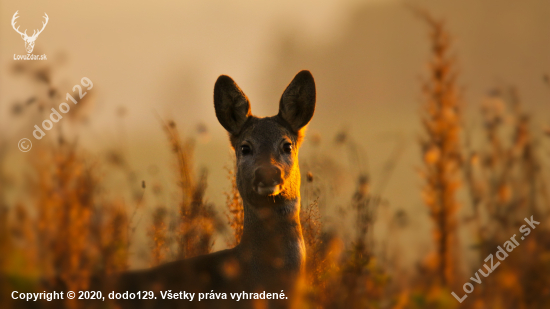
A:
278,70,316,132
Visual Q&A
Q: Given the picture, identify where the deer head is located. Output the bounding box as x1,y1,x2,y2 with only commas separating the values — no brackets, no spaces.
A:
12,11,49,53
214,71,316,217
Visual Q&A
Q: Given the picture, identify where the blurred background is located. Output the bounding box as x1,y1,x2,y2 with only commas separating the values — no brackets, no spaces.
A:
1,0,549,308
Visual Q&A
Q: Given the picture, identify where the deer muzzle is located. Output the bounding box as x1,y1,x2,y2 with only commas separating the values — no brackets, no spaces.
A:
254,166,283,196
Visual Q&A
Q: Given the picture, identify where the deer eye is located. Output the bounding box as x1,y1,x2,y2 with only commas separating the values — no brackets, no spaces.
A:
283,143,292,154
241,145,251,156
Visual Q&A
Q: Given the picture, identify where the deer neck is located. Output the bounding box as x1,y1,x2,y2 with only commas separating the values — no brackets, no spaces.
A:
238,197,305,273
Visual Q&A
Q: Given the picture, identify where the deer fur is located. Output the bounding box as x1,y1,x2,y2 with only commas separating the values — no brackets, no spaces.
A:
113,70,316,309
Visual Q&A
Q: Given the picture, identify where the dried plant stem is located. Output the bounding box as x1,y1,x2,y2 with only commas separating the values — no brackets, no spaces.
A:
416,9,462,287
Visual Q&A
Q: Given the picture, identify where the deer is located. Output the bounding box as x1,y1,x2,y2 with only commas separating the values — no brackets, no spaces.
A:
112,70,316,308
11,11,49,54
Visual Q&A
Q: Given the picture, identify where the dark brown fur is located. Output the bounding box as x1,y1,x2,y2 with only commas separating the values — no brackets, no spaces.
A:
114,71,316,309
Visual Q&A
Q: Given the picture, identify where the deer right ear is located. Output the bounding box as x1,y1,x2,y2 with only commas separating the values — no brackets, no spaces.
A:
214,75,251,135
278,70,316,132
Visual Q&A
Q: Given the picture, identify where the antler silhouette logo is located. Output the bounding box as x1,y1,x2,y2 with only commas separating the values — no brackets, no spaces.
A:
11,11,49,53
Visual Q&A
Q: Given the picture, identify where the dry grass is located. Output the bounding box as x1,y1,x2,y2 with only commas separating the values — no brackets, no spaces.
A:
461,86,550,308
146,119,225,266
413,9,463,290
224,163,244,248
149,206,168,266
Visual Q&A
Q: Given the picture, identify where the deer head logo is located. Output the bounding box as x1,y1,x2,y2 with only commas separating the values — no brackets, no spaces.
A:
11,11,49,54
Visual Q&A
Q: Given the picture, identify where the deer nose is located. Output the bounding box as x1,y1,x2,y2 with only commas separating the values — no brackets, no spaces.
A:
254,166,282,187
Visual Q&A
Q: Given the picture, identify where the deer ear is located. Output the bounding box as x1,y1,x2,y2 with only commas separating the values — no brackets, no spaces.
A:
278,70,316,132
214,75,251,135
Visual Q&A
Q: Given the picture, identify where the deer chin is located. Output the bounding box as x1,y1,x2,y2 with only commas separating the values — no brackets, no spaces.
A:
255,183,282,196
